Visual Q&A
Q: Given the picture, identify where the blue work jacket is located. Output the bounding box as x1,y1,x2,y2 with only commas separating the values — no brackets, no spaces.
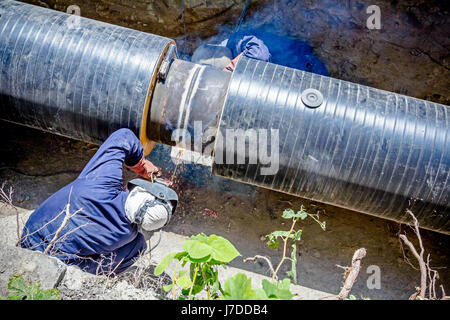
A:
20,128,146,275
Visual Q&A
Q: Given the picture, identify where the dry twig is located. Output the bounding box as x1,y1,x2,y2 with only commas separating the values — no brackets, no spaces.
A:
398,210,448,300
398,210,428,299
337,248,367,300
0,182,20,243
243,255,277,279
440,285,450,300
43,203,83,254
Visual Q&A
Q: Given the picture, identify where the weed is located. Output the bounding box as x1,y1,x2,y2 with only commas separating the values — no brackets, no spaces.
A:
154,206,326,300
0,274,60,300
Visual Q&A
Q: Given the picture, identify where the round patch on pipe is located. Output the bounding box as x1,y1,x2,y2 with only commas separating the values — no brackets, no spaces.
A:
301,88,323,108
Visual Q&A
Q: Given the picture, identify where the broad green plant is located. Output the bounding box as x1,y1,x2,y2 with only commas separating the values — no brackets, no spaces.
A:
154,233,241,300
0,274,61,300
154,206,326,300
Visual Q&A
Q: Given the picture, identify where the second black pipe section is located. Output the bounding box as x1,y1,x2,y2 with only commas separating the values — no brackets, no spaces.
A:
212,57,450,234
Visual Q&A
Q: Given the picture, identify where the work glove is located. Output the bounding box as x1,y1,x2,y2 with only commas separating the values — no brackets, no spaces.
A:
224,53,243,72
127,156,161,181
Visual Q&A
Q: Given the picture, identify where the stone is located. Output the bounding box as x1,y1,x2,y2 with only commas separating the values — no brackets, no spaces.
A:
60,266,96,291
0,245,67,298
0,207,32,247
59,265,157,300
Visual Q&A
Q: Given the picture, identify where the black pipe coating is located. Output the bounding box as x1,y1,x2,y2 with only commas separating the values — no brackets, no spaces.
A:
213,57,450,234
0,0,173,154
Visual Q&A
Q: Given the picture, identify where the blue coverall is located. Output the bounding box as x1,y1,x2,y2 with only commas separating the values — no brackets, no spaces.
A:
20,129,147,275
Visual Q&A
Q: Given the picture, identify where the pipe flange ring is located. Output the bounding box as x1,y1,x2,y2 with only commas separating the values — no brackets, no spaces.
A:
301,88,323,108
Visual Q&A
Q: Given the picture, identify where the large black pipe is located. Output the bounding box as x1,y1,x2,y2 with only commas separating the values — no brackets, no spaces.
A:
212,57,450,234
0,0,173,155
1,1,449,233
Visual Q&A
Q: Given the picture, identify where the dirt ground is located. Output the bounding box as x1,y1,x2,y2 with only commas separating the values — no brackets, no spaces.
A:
1,121,449,300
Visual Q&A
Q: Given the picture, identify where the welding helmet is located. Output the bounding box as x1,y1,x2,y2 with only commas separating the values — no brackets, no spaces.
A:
125,178,178,231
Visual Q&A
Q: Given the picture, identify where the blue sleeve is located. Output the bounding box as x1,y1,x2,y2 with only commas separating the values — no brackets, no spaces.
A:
78,128,143,184
228,35,271,62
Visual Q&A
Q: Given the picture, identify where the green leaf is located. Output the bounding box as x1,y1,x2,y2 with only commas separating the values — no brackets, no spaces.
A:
266,238,279,249
183,240,213,260
8,275,28,299
262,279,295,300
181,288,190,296
6,275,60,300
287,244,297,285
279,279,292,290
33,288,60,300
190,233,208,242
181,234,241,264
174,251,189,260
268,231,290,238
162,284,173,292
210,278,222,297
188,264,206,295
208,235,241,263
189,283,205,296
298,210,308,220
254,288,269,300
282,209,296,219
188,256,212,263
221,273,264,300
283,208,308,220
176,275,192,289
266,231,290,250
293,230,302,241
261,280,277,298
154,252,177,276
200,265,218,285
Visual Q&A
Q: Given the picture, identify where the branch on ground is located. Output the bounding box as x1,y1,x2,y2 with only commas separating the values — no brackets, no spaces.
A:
0,181,20,244
398,209,446,300
243,255,276,279
337,248,367,300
